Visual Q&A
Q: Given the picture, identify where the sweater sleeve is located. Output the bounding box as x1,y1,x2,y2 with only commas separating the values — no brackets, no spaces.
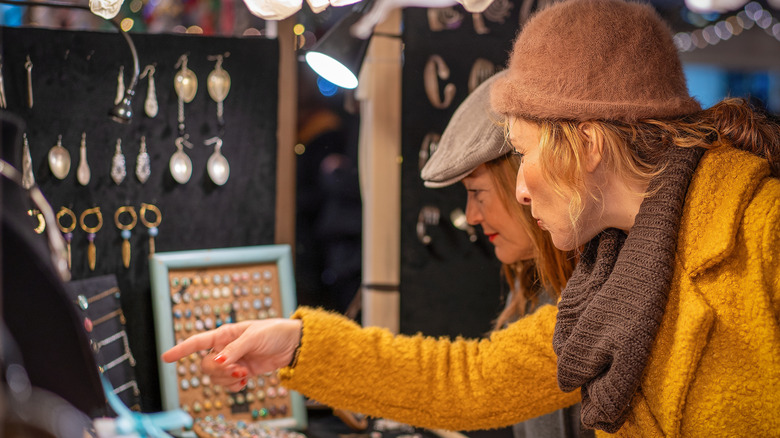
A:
278,304,580,431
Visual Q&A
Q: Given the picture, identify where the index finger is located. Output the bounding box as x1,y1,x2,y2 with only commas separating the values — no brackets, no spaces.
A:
162,331,218,363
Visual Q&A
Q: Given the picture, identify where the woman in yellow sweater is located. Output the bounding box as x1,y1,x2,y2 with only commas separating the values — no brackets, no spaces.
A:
164,1,780,436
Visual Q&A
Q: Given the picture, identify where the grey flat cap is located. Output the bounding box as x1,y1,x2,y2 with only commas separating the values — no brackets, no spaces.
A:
421,70,509,188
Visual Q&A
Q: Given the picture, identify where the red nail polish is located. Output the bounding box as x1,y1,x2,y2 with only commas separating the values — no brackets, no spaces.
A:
214,354,226,364
232,371,241,378
240,378,247,386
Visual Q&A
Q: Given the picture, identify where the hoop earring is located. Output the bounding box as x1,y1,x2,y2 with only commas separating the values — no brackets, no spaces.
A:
140,203,162,257
114,206,138,269
56,206,77,270
79,207,103,271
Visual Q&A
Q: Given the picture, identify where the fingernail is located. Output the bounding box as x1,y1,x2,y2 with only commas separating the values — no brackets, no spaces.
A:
240,378,247,386
214,354,226,364
232,371,242,378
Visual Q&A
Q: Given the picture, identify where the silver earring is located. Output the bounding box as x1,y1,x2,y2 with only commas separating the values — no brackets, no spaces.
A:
22,133,35,189
77,132,91,186
111,138,126,185
140,65,158,118
136,136,151,184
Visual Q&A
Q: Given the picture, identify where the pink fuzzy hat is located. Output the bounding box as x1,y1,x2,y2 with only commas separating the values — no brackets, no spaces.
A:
491,0,701,122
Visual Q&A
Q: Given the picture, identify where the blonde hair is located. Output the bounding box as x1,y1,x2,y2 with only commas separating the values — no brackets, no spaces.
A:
524,98,780,233
484,154,575,330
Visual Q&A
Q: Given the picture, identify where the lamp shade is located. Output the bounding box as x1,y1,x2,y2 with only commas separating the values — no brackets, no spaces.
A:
305,1,372,89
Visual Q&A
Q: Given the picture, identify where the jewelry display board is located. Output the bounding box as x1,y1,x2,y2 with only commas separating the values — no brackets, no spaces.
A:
1,26,279,412
64,274,141,411
150,244,307,433
399,6,521,338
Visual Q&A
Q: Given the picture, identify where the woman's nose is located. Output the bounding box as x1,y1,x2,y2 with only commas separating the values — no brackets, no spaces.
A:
465,198,482,225
516,168,531,206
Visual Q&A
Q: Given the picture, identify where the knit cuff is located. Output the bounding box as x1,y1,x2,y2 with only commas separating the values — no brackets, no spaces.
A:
287,321,303,368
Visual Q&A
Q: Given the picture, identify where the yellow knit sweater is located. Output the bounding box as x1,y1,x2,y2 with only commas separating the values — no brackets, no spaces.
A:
280,145,780,437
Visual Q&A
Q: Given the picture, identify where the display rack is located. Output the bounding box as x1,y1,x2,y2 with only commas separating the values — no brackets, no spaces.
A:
150,244,307,433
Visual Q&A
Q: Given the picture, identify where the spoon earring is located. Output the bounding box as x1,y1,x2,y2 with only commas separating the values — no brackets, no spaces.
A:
170,136,193,184
205,136,230,186
207,53,231,127
77,132,91,186
140,64,158,118
48,134,71,180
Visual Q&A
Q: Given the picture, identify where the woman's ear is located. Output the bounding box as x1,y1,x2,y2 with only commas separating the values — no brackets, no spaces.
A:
578,122,604,173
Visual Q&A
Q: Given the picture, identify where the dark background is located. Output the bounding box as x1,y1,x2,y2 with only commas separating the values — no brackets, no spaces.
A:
1,26,279,411
399,6,520,339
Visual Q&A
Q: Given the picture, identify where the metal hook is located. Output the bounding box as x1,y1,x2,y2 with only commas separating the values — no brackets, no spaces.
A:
175,136,194,149
174,54,189,70
204,136,223,150
140,64,156,79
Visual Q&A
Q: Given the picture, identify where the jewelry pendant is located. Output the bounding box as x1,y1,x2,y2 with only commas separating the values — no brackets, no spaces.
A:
114,206,138,269
115,65,125,106
174,54,197,104
424,55,456,109
140,203,162,257
205,136,230,186
79,207,103,271
56,207,77,271
169,136,193,184
207,53,231,126
77,132,91,186
21,133,35,189
111,138,126,185
25,55,33,109
136,135,151,184
141,65,159,118
48,134,71,180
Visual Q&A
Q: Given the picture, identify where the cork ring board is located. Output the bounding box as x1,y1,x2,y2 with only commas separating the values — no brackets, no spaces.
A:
150,244,307,431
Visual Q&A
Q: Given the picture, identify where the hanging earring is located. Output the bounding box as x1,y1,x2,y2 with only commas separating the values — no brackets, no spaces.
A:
169,135,193,184
115,65,125,106
174,54,197,138
48,134,71,180
25,55,33,109
111,138,126,185
21,133,35,189
207,53,231,128
77,132,91,186
140,65,158,118
136,136,151,184
79,207,103,271
56,206,77,271
140,203,162,257
205,136,230,186
114,206,137,269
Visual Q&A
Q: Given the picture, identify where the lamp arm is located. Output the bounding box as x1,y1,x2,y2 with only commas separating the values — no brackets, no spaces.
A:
0,0,139,98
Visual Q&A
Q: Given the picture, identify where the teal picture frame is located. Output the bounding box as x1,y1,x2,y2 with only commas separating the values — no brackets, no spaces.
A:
150,244,307,430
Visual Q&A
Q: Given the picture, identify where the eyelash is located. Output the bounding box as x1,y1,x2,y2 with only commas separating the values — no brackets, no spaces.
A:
511,150,525,160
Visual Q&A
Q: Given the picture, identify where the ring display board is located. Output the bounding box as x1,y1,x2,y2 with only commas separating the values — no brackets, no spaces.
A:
150,245,307,433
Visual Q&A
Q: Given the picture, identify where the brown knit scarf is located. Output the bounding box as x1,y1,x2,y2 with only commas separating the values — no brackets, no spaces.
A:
552,145,705,433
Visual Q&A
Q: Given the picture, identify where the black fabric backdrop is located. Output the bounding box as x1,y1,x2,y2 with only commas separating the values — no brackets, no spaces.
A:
400,7,521,338
1,26,279,412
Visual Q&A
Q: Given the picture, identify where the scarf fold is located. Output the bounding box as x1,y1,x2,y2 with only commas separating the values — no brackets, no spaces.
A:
552,145,705,433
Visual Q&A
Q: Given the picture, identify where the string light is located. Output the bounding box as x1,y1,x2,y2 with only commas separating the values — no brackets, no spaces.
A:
674,1,780,51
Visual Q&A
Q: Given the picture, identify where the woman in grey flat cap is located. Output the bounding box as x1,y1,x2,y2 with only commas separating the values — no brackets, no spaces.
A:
422,72,587,438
